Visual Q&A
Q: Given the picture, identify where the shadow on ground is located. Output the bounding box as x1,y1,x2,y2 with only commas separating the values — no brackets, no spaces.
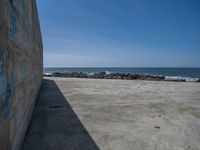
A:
23,79,99,150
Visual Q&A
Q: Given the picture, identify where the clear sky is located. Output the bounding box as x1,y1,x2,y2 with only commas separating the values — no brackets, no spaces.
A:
37,0,200,67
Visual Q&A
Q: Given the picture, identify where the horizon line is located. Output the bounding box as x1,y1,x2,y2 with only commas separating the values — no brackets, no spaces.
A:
44,66,200,68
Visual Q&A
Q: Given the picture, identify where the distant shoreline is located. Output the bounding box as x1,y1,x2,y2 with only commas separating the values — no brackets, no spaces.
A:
44,72,200,82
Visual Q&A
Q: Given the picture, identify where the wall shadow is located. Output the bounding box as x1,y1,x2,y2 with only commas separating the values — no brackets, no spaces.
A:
23,79,100,150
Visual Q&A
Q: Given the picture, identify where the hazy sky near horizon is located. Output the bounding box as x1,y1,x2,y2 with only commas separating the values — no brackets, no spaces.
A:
37,0,200,67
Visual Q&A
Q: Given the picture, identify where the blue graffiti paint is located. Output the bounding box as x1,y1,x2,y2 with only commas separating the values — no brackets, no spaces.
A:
11,0,17,40
0,51,16,119
0,52,5,103
3,71,16,119
19,0,25,26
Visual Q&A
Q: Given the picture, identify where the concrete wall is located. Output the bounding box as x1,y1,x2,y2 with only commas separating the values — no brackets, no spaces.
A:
0,0,43,149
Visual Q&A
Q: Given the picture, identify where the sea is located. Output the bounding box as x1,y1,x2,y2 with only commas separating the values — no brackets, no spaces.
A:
44,67,200,82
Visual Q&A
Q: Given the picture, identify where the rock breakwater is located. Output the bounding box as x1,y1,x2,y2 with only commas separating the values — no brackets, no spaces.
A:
44,72,200,82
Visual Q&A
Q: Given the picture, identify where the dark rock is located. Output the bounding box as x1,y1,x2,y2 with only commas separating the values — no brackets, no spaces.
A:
112,74,122,79
104,73,113,79
45,72,186,82
43,74,51,77
51,72,64,77
149,75,165,81
132,74,140,79
126,73,133,80
93,72,106,78
165,78,186,82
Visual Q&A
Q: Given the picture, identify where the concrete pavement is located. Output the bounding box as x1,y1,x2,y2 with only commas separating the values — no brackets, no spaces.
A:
23,78,200,150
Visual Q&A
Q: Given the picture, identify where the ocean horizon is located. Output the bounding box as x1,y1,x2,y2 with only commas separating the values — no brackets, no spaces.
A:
44,67,200,81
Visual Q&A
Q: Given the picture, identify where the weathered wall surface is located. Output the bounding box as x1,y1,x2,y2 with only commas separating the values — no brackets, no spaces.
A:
0,0,43,149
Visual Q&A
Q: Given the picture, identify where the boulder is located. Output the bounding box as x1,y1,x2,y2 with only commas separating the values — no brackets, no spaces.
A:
94,72,106,78
112,74,122,79
51,72,63,77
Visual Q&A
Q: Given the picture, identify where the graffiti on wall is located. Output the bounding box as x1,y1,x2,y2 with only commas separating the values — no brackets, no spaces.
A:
3,71,16,120
11,0,17,41
19,0,25,25
0,50,16,120
0,52,5,102
0,51,6,119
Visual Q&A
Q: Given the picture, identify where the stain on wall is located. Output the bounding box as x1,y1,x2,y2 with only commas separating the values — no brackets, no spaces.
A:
3,72,16,120
0,0,43,149
11,0,18,41
0,50,16,119
0,51,6,119
19,0,25,25
0,52,5,90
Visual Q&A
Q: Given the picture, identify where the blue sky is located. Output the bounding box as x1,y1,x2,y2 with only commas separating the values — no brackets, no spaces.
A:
37,0,200,67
